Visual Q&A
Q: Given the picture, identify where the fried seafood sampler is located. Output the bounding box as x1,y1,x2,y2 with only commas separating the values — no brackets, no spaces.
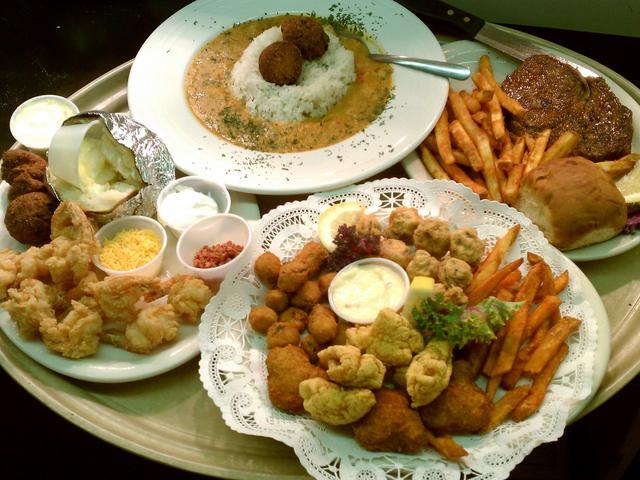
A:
413,218,451,259
166,275,214,324
318,344,386,389
266,344,328,413
420,360,491,434
346,308,424,367
353,388,429,454
299,377,376,425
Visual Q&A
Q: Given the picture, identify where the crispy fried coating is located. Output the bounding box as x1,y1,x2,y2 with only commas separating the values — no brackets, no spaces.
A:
249,305,278,333
278,306,307,330
0,249,19,301
438,257,473,290
1,278,56,338
291,280,322,311
4,192,56,246
413,218,451,259
299,377,376,425
317,271,336,296
293,241,328,277
266,344,328,413
432,283,468,305
259,41,303,86
406,250,440,281
254,251,281,288
308,303,338,344
450,227,485,267
1,149,47,184
8,172,47,201
167,275,213,324
406,340,452,408
300,334,322,363
356,214,382,237
91,275,165,324
387,207,421,243
266,321,300,349
106,304,179,354
277,260,309,293
281,16,329,60
346,308,424,367
353,388,429,453
379,238,412,268
419,360,491,434
265,289,289,312
318,344,385,389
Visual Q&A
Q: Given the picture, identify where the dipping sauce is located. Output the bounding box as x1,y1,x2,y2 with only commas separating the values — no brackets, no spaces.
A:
10,95,79,150
193,241,243,269
159,186,220,231
99,228,162,271
329,258,409,324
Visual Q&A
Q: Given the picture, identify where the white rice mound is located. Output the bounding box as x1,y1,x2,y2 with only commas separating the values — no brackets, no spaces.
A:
230,26,356,122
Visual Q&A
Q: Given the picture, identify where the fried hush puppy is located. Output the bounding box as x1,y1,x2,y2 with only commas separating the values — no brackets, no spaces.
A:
379,238,412,268
308,303,338,344
264,289,289,312
279,306,307,330
1,149,47,184
4,192,57,246
259,41,303,86
248,305,278,333
281,16,329,60
267,321,301,349
294,241,328,277
413,218,451,259
353,388,429,454
8,172,47,201
317,271,336,296
419,360,491,434
291,280,322,311
254,251,281,287
300,334,322,362
266,344,327,413
277,259,309,292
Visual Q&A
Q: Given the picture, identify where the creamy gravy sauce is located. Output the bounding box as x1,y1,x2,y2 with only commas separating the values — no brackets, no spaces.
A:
184,16,393,153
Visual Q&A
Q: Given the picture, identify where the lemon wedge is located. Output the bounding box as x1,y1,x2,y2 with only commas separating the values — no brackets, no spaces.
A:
317,201,365,251
402,276,435,320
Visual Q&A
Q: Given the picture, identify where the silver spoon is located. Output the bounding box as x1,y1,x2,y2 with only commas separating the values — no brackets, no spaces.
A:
335,28,471,80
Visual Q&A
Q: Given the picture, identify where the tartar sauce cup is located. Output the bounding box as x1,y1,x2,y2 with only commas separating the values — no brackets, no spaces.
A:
156,176,231,238
328,257,410,325
9,94,79,155
93,215,168,277
176,213,252,282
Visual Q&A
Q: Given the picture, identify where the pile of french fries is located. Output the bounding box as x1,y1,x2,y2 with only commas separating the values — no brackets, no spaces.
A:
419,55,639,204
463,224,579,427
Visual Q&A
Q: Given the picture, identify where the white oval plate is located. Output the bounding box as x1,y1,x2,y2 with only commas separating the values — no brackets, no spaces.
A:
127,0,448,195
402,40,640,262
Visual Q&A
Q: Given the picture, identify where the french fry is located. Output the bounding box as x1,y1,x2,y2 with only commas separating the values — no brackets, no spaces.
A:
482,328,505,376
497,142,514,172
512,136,526,164
441,160,489,198
470,72,494,99
467,341,490,378
488,93,506,140
495,269,522,293
473,87,493,104
523,295,563,339
511,343,569,421
467,258,524,306
536,260,557,299
492,302,530,375
525,129,552,174
460,89,482,114
503,163,525,205
495,288,514,301
424,132,439,153
524,133,536,153
515,262,544,302
419,143,451,180
553,270,569,294
523,316,580,375
478,55,526,116
449,119,484,171
596,154,640,180
472,224,521,288
424,430,468,460
481,385,531,433
435,109,457,165
540,130,580,165
486,374,502,401
448,88,502,201
452,149,470,166
501,318,551,390
527,252,543,265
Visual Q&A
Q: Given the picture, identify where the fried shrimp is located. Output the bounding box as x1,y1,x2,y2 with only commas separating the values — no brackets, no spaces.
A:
91,275,165,324
50,201,98,249
0,249,19,301
39,300,102,359
167,275,213,324
1,278,56,338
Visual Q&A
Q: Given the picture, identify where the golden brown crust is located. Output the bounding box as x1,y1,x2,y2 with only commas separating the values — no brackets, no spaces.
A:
515,156,627,250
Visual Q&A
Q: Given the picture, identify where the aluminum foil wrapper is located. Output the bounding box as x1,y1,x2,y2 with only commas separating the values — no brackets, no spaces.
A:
48,111,175,226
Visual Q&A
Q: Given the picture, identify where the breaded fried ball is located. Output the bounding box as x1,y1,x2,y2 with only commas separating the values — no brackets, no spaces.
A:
293,241,328,277
265,289,289,313
259,41,303,86
267,321,301,349
281,16,329,60
387,207,421,243
450,227,485,267
291,280,322,311
248,305,278,333
317,271,336,296
4,192,56,246
413,217,451,258
406,250,440,281
356,214,382,237
379,238,412,268
277,260,309,292
438,257,473,290
300,334,322,363
8,172,48,201
308,304,338,344
279,306,308,330
1,149,47,184
254,251,281,287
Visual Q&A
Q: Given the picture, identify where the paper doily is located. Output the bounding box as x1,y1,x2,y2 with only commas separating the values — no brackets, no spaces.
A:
199,178,598,480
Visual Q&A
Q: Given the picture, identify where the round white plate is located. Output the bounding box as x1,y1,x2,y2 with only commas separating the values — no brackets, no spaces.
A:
0,181,201,383
127,0,448,195
402,40,640,262
199,178,607,479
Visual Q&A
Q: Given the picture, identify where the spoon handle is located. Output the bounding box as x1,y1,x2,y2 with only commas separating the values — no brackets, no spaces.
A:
370,54,471,80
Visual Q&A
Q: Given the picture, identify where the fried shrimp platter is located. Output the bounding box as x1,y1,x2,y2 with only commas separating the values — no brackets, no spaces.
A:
0,201,214,371
248,203,578,464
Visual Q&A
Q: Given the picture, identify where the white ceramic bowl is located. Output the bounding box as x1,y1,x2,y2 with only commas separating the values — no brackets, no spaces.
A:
176,213,251,282
156,176,232,238
93,215,168,277
9,94,79,154
328,257,410,325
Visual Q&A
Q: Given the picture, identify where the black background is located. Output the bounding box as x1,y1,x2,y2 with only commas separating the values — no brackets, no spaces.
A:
1,1,639,479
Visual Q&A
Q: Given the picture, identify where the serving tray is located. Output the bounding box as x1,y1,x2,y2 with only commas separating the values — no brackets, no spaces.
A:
1,26,639,478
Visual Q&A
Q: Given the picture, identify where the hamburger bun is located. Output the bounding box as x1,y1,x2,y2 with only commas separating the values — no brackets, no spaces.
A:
514,156,627,251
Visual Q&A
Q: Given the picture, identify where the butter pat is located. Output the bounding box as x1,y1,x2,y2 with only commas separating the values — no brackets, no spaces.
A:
48,119,144,212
